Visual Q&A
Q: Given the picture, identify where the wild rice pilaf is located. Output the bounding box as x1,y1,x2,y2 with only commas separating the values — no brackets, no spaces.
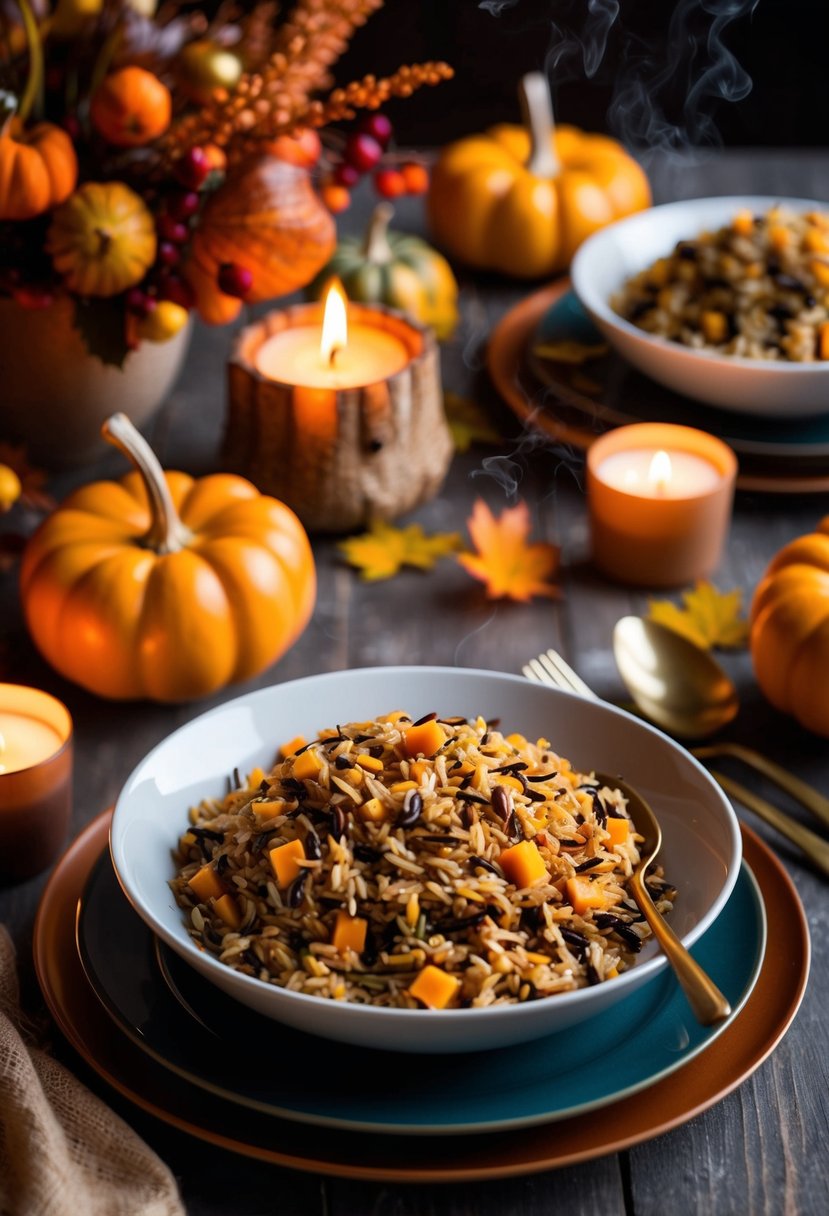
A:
613,206,829,361
171,712,676,1010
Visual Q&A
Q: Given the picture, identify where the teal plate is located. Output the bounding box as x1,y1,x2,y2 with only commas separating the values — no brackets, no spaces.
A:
533,291,829,459
77,852,766,1136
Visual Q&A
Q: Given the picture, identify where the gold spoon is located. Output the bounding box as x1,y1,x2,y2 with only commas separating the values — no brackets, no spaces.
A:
595,771,732,1026
612,616,829,874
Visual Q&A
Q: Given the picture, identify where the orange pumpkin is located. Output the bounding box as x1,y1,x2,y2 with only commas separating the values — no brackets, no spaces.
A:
750,518,829,737
183,249,242,326
428,72,650,278
47,181,156,296
20,413,316,703
90,66,172,148
192,156,336,303
0,119,77,221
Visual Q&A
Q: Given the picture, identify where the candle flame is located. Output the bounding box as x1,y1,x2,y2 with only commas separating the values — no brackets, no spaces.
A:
320,278,348,366
648,449,673,494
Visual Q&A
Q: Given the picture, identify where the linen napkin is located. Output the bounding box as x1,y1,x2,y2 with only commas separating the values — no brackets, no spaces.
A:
0,926,185,1216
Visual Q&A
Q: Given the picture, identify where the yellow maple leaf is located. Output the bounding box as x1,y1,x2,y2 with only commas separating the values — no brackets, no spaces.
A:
457,499,561,602
647,581,749,650
338,520,464,581
443,392,502,454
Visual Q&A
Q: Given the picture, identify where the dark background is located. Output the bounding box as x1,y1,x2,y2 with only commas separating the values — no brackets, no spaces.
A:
326,0,827,149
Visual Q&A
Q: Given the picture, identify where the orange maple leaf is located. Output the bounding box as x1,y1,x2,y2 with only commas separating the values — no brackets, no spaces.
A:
458,499,561,602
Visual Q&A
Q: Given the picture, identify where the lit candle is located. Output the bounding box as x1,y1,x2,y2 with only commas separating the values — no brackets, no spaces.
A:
255,279,411,388
586,423,737,587
0,685,72,883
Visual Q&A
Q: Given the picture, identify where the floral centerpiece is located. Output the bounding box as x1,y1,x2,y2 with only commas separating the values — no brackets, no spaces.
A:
0,0,451,366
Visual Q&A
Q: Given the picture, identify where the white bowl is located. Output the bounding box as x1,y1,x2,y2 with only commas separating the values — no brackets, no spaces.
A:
110,666,741,1053
571,195,829,417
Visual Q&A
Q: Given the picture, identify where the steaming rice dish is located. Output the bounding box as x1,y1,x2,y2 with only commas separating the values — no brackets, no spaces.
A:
612,206,829,361
170,711,675,1010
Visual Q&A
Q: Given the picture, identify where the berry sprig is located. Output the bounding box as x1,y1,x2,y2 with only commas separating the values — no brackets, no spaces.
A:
319,113,429,213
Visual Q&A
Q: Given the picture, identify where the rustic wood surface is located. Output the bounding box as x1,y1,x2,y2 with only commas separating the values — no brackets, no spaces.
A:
2,151,828,1215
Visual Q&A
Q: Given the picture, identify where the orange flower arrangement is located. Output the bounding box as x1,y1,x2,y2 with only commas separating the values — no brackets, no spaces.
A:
0,0,452,363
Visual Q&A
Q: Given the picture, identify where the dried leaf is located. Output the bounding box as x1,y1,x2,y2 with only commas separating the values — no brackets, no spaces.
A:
0,443,55,511
647,581,749,650
458,500,561,602
443,392,502,454
532,339,608,365
338,520,464,581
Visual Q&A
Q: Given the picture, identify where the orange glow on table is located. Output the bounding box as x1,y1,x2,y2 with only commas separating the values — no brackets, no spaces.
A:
586,424,737,587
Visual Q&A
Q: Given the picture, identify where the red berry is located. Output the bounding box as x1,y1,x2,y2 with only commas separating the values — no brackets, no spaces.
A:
175,147,211,190
360,112,393,148
168,191,200,220
217,262,254,299
344,133,382,173
158,241,181,268
157,215,189,244
126,288,152,317
333,162,360,188
373,168,406,199
401,161,429,195
157,275,195,309
13,285,54,310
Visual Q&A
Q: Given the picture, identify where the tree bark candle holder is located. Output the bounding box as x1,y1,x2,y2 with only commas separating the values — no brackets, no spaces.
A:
225,300,452,533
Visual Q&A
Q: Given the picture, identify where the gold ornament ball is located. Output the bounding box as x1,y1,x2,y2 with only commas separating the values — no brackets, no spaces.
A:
178,41,244,102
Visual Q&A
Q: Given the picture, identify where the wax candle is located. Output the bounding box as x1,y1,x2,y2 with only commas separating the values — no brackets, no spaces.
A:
255,279,410,388
0,685,72,883
586,423,737,587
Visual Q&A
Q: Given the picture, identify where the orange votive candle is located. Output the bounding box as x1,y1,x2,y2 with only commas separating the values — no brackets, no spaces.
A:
586,423,737,587
0,684,73,883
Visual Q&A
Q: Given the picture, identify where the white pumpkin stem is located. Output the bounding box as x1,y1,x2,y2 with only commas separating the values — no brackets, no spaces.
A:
520,72,559,178
101,413,192,554
363,202,395,265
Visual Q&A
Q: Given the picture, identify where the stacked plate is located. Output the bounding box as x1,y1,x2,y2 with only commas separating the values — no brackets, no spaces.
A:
35,668,811,1179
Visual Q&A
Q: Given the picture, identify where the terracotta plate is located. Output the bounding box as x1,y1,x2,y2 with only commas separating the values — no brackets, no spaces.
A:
33,810,809,1181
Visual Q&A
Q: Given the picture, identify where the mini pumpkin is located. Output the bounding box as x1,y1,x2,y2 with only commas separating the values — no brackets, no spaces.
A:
750,517,829,736
90,66,171,147
307,202,459,339
192,155,336,303
0,116,77,221
428,72,651,278
47,181,156,297
20,413,316,703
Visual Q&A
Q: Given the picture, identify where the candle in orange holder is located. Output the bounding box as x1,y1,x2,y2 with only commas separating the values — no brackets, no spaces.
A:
586,423,737,587
225,279,453,533
0,684,72,883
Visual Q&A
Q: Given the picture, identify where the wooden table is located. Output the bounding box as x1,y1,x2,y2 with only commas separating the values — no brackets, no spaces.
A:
2,151,828,1215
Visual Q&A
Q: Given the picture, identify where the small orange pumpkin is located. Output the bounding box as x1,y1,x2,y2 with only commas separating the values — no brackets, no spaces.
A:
90,66,172,147
428,72,650,278
183,249,242,326
0,116,77,221
47,181,156,296
20,413,316,703
750,517,829,737
192,155,336,303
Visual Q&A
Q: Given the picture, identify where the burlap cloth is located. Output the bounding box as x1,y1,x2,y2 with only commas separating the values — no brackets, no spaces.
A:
0,926,185,1216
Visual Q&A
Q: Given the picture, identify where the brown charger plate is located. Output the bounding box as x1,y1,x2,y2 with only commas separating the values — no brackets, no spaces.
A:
487,280,829,495
32,809,809,1181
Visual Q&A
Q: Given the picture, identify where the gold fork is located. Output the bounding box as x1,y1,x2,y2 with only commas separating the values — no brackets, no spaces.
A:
523,649,829,879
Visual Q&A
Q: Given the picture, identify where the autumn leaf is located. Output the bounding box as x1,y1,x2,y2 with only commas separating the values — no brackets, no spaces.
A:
443,391,502,453
338,520,464,581
457,499,561,602
647,581,750,650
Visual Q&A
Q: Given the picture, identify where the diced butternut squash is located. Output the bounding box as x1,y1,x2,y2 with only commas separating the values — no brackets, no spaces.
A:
605,816,630,847
357,796,388,823
409,760,429,783
769,224,790,251
565,875,613,916
403,720,445,758
292,748,323,781
806,227,829,254
331,910,368,954
732,209,754,236
701,310,728,344
496,775,524,793
251,797,292,821
390,780,418,794
214,893,242,930
380,710,410,724
355,753,384,773
810,259,829,287
269,838,306,887
506,733,527,748
499,839,547,888
187,864,226,902
247,766,266,789
280,735,306,757
819,322,829,360
408,964,460,1010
